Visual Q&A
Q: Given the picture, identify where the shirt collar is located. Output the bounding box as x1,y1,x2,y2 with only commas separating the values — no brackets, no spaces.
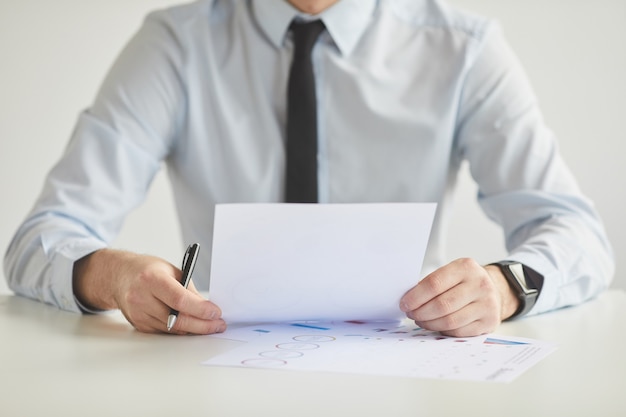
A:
251,0,377,56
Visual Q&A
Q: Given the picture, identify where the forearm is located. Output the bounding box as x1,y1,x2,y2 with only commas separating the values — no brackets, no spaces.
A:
455,20,614,315
503,215,614,315
4,216,107,312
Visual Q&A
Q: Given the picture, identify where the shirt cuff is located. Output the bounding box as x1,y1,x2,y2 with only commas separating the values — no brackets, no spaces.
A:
74,294,106,314
52,238,108,314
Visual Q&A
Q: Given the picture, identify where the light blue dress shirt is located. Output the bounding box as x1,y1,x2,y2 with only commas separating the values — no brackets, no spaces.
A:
4,0,614,315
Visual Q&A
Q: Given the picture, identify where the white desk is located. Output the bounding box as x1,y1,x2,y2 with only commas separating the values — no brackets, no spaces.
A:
1,290,624,417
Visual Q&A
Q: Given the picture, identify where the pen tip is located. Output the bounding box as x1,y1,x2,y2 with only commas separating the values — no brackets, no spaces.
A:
167,315,177,332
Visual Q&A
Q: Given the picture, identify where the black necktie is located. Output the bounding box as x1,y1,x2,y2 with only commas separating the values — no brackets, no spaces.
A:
285,20,325,203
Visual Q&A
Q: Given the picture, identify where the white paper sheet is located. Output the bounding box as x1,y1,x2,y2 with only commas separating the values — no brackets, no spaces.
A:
208,203,436,323
204,321,557,383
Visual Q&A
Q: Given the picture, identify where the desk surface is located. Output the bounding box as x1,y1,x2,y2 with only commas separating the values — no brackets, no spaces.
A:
1,290,624,417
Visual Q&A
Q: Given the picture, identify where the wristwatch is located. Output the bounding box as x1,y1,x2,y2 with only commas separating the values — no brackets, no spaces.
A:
489,261,544,319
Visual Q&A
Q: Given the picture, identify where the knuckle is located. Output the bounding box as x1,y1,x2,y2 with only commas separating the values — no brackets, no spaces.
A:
170,291,187,311
479,273,495,290
427,273,446,294
450,258,484,276
440,314,461,330
455,257,478,272
434,296,453,314
136,268,154,285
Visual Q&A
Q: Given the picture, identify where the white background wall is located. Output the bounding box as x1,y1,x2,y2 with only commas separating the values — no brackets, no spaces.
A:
1,0,624,295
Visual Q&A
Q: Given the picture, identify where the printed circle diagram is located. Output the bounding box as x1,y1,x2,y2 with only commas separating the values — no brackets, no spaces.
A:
260,350,304,359
293,335,336,343
240,333,337,368
276,342,320,350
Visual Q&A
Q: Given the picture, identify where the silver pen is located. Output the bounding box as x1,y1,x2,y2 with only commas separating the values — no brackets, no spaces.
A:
167,243,200,332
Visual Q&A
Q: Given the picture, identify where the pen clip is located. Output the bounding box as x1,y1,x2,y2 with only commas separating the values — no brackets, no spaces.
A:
180,243,200,287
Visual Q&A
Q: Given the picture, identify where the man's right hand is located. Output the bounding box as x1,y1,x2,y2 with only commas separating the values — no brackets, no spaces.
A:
72,249,226,335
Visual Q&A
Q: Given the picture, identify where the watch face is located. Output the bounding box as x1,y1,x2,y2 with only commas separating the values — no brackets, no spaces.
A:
508,263,538,296
492,261,542,319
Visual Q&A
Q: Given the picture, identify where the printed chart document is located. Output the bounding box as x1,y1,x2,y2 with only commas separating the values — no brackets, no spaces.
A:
208,203,437,323
204,203,557,382
204,321,557,383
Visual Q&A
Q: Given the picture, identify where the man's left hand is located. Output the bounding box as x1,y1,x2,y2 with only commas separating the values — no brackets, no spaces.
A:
399,258,519,337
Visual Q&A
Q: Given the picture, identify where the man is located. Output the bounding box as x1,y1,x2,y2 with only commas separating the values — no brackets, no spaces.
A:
4,0,614,337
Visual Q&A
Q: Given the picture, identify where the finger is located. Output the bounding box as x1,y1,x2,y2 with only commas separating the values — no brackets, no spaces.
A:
415,302,498,337
439,321,490,338
126,306,214,335
154,276,222,320
187,279,203,296
406,282,469,322
117,291,163,331
169,314,227,335
123,307,168,334
400,267,462,313
149,288,224,334
120,289,202,335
